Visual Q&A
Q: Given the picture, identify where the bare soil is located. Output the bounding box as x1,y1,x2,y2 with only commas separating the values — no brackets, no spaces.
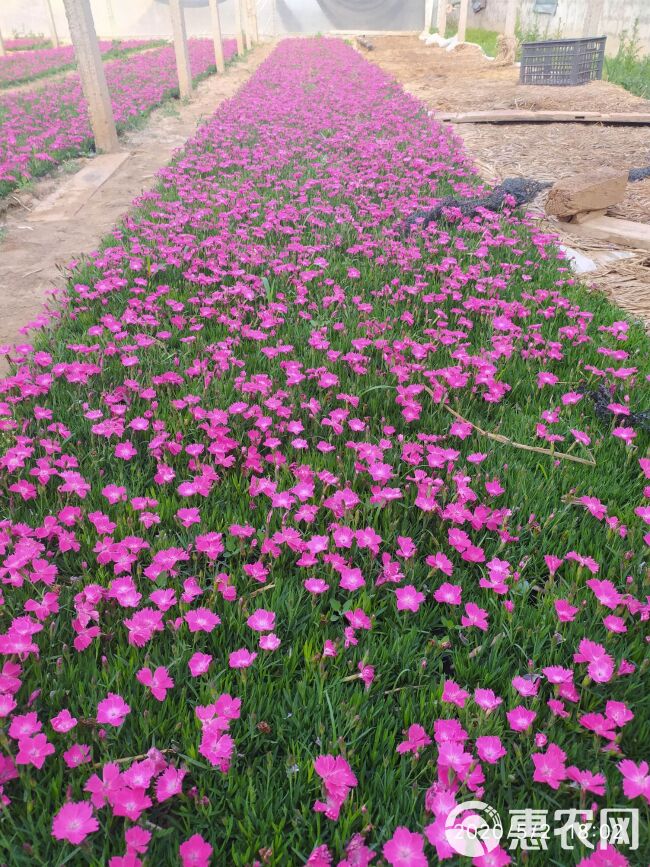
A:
367,36,650,325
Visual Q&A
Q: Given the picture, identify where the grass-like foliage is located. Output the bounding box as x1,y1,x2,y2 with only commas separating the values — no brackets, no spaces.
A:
0,38,648,867
605,24,650,98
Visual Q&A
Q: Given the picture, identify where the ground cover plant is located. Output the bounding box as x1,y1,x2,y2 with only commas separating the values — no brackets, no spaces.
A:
5,36,52,52
0,40,167,90
0,36,649,867
604,26,650,99
0,39,237,201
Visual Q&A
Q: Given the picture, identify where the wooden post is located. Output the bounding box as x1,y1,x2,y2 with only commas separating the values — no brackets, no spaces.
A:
424,0,434,34
436,0,447,38
106,0,116,38
457,0,469,42
495,0,518,64
241,0,251,50
44,0,60,48
0,26,5,58
62,0,118,153
208,0,225,72
249,0,259,42
234,0,244,54
504,0,518,38
169,0,193,100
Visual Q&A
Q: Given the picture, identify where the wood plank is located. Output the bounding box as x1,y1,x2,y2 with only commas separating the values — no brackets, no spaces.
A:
437,110,650,125
563,214,650,252
28,152,130,223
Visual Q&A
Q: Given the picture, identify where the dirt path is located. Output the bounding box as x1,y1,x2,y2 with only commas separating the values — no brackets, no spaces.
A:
0,42,275,367
366,36,650,325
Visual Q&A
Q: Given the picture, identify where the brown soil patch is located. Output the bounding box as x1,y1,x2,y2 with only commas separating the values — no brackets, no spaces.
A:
367,35,650,326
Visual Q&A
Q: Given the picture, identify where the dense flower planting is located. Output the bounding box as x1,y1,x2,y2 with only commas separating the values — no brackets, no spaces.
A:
0,40,166,89
0,38,236,200
5,37,52,52
0,37,649,866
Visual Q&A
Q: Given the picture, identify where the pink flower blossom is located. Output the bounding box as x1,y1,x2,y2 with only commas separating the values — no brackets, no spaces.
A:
179,833,213,867
396,585,426,612
51,801,98,845
96,693,131,727
383,827,427,867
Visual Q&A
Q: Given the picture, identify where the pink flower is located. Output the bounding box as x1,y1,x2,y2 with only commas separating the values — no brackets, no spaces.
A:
531,743,567,789
260,632,281,650
313,754,358,820
51,801,98,845
442,679,469,708
461,602,489,631
555,599,578,622
246,609,276,632
136,666,174,701
474,688,503,713
179,833,213,867
63,743,91,768
188,652,212,677
397,724,431,757
185,608,220,633
476,735,506,764
433,582,462,605
617,760,650,802
96,693,131,727
51,708,77,733
605,700,634,727
577,844,629,866
566,766,606,795
473,846,512,866
304,578,329,594
396,585,426,613
16,733,55,769
506,706,537,732
115,441,137,460
383,827,427,867
156,766,186,802
228,648,257,669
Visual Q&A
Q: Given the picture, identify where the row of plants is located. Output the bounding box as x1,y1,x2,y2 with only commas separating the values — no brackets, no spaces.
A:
0,36,648,867
0,40,168,90
0,39,237,201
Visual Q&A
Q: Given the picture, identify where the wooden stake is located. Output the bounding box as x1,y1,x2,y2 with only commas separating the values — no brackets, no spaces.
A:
424,0,434,34
241,0,251,50
62,0,118,153
169,0,193,100
44,0,60,48
208,0,225,72
234,0,244,54
436,0,447,37
457,0,469,42
249,0,259,43
504,0,518,38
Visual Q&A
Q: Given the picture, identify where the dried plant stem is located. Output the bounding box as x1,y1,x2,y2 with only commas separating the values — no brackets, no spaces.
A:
422,388,596,467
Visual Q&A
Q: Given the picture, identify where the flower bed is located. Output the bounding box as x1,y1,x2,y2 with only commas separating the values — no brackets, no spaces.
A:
0,40,166,89
0,37,648,867
5,36,52,51
0,39,236,200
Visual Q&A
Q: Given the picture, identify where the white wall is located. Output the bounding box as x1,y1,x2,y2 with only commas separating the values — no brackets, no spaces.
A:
1,0,425,42
462,0,650,53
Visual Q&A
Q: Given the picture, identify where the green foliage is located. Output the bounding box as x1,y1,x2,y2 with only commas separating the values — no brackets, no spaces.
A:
605,22,650,98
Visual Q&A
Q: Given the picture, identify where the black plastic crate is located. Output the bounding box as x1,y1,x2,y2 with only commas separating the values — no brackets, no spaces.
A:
519,36,606,86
